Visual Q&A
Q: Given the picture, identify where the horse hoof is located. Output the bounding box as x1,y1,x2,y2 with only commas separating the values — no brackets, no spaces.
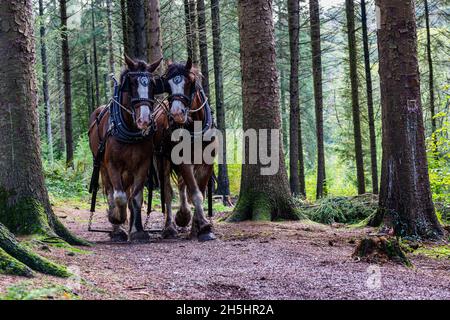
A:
129,231,150,242
198,232,216,242
175,209,192,228
110,229,128,242
162,226,178,239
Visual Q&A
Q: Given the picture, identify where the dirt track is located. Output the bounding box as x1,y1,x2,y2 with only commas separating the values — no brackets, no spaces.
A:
1,205,449,300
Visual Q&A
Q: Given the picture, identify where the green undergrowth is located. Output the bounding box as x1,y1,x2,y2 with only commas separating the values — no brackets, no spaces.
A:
0,281,79,300
303,194,378,225
414,245,450,259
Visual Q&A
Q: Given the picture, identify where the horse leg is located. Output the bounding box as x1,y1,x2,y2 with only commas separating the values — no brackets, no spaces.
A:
106,167,128,241
175,183,192,228
159,158,178,239
128,187,150,242
126,162,151,242
179,165,216,242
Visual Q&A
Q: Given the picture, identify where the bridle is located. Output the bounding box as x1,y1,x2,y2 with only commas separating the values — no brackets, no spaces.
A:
164,73,208,115
161,69,213,137
120,71,156,124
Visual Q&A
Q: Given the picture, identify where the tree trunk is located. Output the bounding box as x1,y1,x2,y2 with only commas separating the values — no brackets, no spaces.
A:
121,0,129,55
84,50,93,116
184,0,199,63
211,0,231,204
0,0,87,276
106,0,115,92
56,51,65,155
60,0,74,166
127,0,147,60
147,0,163,74
38,0,54,164
361,0,378,194
424,0,436,148
230,0,299,222
184,0,193,59
275,2,289,159
91,0,100,108
287,0,300,196
197,0,210,97
345,0,365,194
310,0,326,199
371,0,443,239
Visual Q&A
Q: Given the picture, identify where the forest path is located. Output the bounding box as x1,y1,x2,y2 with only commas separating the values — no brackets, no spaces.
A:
1,204,449,300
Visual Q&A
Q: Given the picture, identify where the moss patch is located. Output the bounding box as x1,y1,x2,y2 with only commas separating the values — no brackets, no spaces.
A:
0,281,79,300
353,236,412,266
0,189,52,236
228,191,302,222
414,245,450,259
0,247,34,277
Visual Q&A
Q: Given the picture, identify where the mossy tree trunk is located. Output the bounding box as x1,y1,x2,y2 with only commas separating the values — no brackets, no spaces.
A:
370,0,443,240
0,0,87,276
229,0,299,222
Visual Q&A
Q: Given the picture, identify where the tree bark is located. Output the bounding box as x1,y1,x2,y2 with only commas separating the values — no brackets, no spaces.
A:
230,0,299,222
345,0,366,194
56,51,65,155
211,0,231,204
91,0,100,108
361,0,378,194
84,50,93,116
0,0,87,276
424,0,436,148
38,0,54,163
371,0,443,239
106,0,115,92
197,0,210,97
121,0,129,56
147,0,163,74
309,0,326,199
60,0,74,166
126,0,147,60
287,0,301,196
184,0,199,63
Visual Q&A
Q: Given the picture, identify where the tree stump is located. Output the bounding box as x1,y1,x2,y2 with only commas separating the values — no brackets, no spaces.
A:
353,236,411,266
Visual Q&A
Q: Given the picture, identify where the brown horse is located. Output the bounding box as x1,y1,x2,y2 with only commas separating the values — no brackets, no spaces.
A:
156,58,217,242
88,55,164,242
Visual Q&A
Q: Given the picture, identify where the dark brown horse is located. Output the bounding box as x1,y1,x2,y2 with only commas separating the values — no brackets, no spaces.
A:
88,55,164,242
156,58,217,241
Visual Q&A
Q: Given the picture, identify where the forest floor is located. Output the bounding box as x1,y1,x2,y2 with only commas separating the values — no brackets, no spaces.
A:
0,201,449,300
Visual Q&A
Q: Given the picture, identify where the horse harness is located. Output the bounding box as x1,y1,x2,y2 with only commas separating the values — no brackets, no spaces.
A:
87,72,167,233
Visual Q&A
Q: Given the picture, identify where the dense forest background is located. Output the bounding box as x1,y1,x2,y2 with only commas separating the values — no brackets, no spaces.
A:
35,0,449,208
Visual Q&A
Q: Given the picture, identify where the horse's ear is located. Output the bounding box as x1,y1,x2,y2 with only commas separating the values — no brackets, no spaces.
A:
124,54,137,70
147,57,164,72
185,57,193,72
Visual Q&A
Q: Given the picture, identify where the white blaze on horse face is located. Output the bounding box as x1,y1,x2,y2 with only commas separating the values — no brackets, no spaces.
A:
136,76,151,128
137,76,149,99
138,105,151,127
168,77,187,120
